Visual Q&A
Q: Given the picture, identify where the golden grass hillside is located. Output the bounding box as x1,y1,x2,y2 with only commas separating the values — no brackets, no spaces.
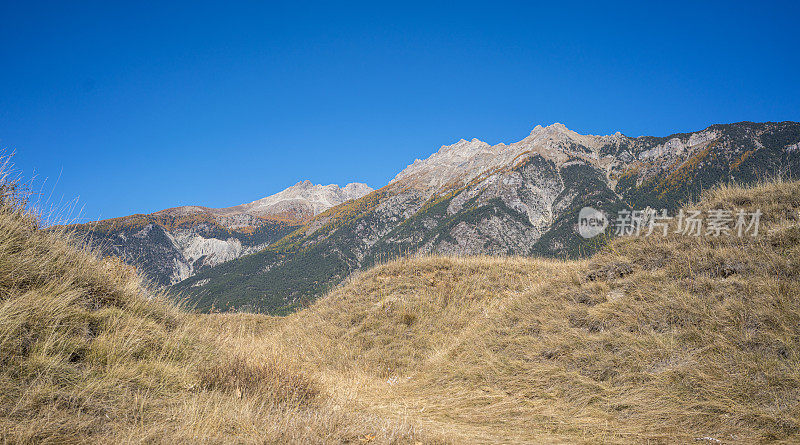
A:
229,179,800,444
0,180,435,444
2,177,800,443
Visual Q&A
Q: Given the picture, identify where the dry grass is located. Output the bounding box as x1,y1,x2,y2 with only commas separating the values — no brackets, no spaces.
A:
2,175,800,443
0,174,434,444
243,179,800,444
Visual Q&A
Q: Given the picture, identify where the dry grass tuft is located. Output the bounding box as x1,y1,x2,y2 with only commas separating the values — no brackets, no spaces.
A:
198,354,319,404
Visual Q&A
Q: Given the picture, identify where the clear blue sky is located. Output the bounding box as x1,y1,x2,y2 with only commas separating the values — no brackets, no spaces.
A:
1,1,798,221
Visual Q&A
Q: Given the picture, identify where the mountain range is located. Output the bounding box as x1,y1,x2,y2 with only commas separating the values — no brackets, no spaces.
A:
73,121,800,313
72,181,372,286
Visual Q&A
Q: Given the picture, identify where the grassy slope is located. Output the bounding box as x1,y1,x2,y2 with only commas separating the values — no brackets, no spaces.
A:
0,183,434,443
247,178,800,443
3,178,800,443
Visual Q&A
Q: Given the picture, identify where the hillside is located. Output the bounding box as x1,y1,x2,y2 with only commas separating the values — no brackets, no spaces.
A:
0,177,431,443
243,178,800,443
176,121,800,313
4,173,800,443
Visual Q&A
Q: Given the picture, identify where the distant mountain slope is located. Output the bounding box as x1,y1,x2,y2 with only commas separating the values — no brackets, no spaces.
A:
209,180,373,222
69,181,373,286
173,121,800,313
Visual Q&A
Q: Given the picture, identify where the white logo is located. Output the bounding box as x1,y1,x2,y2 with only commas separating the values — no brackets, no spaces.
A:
578,207,608,238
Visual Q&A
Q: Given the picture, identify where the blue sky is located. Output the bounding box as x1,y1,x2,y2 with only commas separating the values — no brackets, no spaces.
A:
1,1,798,221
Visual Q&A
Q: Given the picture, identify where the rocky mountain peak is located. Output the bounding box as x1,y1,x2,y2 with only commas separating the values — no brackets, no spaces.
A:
155,181,373,223
342,183,373,200
530,122,569,135
524,122,603,146
391,123,619,195
231,181,374,218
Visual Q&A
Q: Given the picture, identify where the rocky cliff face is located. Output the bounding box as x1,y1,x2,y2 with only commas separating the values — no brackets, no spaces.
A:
174,121,800,313
71,182,373,286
